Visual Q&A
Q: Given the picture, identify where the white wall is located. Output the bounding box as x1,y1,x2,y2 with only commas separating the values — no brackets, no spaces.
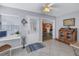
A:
1,15,21,35
0,14,22,48
23,17,41,44
56,11,79,41
0,6,55,48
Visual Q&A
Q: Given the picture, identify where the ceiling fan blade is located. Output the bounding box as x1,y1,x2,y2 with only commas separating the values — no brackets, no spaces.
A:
43,3,53,7
47,3,54,7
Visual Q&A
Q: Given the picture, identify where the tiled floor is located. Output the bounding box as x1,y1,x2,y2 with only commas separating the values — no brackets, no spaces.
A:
11,39,78,56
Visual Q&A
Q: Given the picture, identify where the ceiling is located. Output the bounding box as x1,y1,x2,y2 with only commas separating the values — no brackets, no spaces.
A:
0,3,79,17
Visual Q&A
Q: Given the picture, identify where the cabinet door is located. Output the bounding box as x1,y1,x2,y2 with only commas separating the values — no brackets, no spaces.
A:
67,33,72,41
59,31,65,41
65,31,73,44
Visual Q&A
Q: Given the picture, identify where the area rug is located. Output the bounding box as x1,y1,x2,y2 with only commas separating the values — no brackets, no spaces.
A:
26,43,45,53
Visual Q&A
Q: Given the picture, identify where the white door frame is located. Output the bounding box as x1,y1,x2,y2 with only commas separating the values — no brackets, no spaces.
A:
39,18,56,42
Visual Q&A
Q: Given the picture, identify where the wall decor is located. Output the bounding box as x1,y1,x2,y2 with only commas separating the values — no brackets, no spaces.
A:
63,18,75,26
21,18,27,26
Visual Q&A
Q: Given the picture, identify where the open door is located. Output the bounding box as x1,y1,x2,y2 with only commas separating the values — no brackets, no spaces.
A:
42,22,53,41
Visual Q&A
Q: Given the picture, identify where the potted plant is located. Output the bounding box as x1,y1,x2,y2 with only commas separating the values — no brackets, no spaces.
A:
15,31,20,36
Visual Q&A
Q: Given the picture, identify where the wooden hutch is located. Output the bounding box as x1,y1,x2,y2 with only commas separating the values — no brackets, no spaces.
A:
57,28,77,45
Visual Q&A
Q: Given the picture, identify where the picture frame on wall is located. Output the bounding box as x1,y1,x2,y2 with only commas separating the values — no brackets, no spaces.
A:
63,18,75,26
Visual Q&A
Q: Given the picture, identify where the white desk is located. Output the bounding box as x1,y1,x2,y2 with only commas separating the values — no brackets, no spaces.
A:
0,34,21,49
0,34,21,42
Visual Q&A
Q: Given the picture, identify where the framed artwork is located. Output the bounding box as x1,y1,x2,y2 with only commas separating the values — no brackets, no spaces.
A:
63,18,75,26
21,18,27,26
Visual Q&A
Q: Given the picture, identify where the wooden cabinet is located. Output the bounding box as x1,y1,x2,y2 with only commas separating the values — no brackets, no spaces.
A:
58,28,77,45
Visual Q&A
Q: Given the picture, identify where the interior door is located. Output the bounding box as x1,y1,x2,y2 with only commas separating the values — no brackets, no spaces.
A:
42,22,52,41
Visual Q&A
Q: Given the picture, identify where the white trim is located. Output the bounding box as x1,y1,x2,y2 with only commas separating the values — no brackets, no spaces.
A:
40,18,55,42
0,34,21,42
0,13,20,18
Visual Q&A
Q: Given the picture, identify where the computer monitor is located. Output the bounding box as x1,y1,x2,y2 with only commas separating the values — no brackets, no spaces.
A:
0,31,7,37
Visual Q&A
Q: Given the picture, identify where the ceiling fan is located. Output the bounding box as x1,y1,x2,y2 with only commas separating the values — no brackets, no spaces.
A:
42,3,54,13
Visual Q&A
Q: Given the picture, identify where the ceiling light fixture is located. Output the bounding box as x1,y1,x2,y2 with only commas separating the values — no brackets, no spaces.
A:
42,3,53,13
43,7,50,13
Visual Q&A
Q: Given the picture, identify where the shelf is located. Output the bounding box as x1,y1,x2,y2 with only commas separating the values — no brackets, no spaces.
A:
58,28,77,45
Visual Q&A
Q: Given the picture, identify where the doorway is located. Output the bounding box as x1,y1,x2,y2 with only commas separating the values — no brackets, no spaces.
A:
42,22,53,41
